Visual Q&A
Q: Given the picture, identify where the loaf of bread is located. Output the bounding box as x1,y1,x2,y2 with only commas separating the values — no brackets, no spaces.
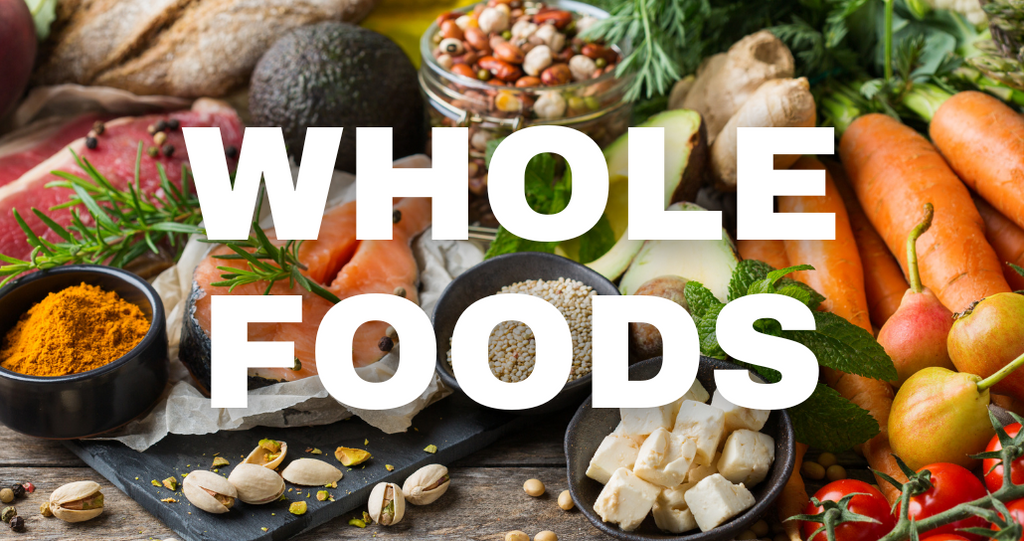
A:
32,0,379,98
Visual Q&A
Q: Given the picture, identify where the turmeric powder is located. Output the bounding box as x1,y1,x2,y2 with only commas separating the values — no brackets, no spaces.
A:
0,283,150,377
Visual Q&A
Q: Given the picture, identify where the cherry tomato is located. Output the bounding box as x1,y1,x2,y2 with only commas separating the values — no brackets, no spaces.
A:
801,479,896,541
984,423,1024,492
899,463,988,541
990,498,1024,539
921,536,972,541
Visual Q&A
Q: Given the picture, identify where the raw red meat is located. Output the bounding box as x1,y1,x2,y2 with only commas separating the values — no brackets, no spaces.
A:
0,99,243,262
0,114,113,188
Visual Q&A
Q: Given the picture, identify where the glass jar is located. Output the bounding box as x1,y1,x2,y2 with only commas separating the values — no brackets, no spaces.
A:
419,0,632,226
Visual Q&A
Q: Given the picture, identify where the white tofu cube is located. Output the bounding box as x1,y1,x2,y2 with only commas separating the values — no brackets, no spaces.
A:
634,427,697,488
682,379,710,404
621,402,678,437
612,421,647,446
684,473,755,532
652,484,697,533
594,467,661,531
673,401,726,464
687,452,719,484
717,429,775,486
587,434,640,485
711,390,770,433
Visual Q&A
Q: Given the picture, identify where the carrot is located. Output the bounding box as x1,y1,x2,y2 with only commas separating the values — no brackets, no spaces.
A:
779,157,872,333
826,161,909,328
778,442,809,541
930,91,1024,231
778,156,904,503
840,113,1011,314
975,197,1024,291
737,239,790,270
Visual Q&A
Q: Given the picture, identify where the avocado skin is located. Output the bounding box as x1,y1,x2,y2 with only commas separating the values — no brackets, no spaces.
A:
249,22,426,173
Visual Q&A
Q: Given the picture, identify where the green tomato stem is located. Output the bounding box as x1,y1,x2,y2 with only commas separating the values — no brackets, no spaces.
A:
979,350,1024,392
905,203,933,294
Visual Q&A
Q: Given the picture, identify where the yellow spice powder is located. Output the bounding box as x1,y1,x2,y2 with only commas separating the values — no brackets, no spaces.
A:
0,282,151,377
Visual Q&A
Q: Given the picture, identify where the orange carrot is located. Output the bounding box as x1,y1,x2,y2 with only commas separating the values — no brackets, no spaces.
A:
975,197,1024,291
779,156,904,503
827,161,909,328
737,239,790,270
930,91,1024,231
779,157,871,333
840,113,1011,314
779,442,809,541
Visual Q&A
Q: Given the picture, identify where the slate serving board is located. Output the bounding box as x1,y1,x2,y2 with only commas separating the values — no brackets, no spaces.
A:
64,394,530,541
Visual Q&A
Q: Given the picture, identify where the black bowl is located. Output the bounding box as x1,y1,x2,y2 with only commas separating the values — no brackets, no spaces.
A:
0,265,169,439
433,252,620,415
565,356,796,540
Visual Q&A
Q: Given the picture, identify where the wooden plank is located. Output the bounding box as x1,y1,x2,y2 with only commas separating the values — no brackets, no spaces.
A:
0,427,81,467
1,466,611,541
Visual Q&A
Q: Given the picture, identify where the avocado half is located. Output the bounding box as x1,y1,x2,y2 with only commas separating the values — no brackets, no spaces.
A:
249,22,427,173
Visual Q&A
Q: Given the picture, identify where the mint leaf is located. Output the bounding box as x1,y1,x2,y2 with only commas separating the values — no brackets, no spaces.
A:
696,303,726,359
776,284,812,305
1011,263,1024,278
784,311,897,381
748,264,815,295
578,214,616,264
789,384,880,452
684,281,722,319
778,278,826,310
728,260,774,301
484,227,557,259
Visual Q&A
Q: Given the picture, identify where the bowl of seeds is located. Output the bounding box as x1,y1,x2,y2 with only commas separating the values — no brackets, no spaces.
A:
432,251,618,414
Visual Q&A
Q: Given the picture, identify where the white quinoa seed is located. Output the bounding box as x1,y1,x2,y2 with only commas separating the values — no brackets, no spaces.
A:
447,277,596,383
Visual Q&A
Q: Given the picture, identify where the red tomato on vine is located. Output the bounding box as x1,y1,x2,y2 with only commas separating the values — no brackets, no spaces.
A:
801,479,896,541
899,463,988,541
984,423,1024,492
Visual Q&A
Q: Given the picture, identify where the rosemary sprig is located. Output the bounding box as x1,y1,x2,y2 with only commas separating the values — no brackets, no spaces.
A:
207,193,341,304
0,143,204,288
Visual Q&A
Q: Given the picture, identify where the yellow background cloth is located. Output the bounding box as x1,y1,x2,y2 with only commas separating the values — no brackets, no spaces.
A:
361,0,479,66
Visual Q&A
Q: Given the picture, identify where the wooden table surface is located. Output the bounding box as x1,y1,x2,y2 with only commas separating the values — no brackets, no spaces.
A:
0,409,616,541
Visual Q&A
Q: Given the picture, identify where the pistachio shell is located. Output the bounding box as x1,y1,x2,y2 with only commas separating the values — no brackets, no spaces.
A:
281,459,343,487
50,481,104,523
244,440,288,470
183,470,237,514
402,464,451,506
367,482,405,526
228,463,286,505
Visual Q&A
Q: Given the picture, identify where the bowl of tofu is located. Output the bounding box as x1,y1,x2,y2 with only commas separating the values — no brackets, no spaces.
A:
564,356,795,540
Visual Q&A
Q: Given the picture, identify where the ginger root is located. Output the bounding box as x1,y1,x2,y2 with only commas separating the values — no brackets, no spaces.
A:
673,30,794,143
710,77,816,190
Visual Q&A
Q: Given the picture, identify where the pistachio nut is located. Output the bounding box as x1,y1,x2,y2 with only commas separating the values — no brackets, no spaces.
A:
182,470,237,514
367,482,405,526
49,481,104,523
281,459,343,487
335,446,371,467
402,464,451,506
227,463,286,505
244,439,288,470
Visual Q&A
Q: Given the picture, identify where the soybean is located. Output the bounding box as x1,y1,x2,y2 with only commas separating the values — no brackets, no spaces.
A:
736,530,757,540
557,490,574,510
506,531,529,541
524,479,545,497
817,452,838,468
535,531,558,541
751,519,770,537
826,464,847,482
802,461,825,481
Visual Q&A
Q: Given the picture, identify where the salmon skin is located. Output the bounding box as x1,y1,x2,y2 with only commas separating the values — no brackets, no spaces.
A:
179,197,433,393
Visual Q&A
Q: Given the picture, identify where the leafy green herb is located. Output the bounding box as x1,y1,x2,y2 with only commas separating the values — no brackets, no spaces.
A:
686,259,896,450
483,140,615,261
0,144,203,288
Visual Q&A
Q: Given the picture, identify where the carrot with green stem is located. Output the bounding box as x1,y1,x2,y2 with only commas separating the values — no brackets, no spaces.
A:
975,196,1024,291
840,113,1011,314
909,89,1024,232
826,161,909,328
778,156,904,503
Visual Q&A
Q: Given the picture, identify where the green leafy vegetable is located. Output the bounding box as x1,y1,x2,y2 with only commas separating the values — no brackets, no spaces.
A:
686,259,896,450
23,0,57,40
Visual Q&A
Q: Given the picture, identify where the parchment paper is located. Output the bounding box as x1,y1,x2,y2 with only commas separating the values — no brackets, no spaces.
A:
94,155,483,451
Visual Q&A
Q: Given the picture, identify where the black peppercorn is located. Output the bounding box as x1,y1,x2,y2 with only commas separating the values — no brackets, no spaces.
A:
392,210,402,224
8,515,23,532
378,336,394,353
10,484,23,499
167,119,180,130
85,136,98,150
154,120,168,133
225,145,238,159
162,144,175,157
